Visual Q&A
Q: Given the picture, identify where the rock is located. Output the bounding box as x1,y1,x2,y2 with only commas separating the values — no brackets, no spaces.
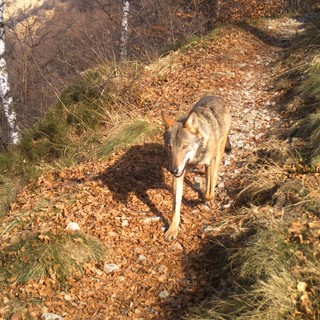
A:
193,176,203,190
143,216,161,224
104,263,120,273
173,242,183,251
159,290,170,299
202,225,216,233
65,222,80,231
64,294,72,301
137,254,147,261
199,203,211,211
223,201,233,209
42,313,63,320
121,220,129,227
158,265,168,273
217,182,225,190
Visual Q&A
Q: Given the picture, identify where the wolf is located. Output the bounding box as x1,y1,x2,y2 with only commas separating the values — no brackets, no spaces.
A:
162,96,231,240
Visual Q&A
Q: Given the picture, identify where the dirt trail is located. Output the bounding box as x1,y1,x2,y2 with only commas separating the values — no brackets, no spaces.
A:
1,17,306,319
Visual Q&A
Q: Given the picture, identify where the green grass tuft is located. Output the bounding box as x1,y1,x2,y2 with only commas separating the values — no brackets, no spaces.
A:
298,55,320,100
187,225,319,320
231,228,295,280
99,120,158,158
0,231,105,283
0,177,18,218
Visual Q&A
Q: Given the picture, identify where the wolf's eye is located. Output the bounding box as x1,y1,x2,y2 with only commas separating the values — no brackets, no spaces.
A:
182,144,188,150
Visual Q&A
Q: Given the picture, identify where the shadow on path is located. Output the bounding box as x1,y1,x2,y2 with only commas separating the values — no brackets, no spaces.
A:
159,228,256,319
237,21,292,47
97,143,169,221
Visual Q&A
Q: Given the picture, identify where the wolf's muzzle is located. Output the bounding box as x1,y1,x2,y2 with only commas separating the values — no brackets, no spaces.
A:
169,167,180,176
169,159,189,178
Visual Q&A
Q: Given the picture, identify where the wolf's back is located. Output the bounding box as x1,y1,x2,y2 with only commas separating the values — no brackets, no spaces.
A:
189,96,231,138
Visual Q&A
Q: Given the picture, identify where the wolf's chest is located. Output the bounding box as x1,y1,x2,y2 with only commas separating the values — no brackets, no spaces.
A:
190,143,212,166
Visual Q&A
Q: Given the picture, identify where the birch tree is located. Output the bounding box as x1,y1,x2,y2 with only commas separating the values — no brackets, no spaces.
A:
120,0,130,61
215,0,221,20
0,0,20,144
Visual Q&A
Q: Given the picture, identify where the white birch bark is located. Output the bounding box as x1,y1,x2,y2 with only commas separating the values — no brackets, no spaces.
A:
120,0,130,61
0,0,20,144
215,0,221,20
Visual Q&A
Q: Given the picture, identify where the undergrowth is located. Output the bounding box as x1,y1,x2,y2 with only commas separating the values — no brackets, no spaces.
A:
98,120,158,158
288,17,320,170
0,231,105,283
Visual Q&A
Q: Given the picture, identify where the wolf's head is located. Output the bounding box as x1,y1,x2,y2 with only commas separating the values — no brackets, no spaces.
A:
162,111,203,178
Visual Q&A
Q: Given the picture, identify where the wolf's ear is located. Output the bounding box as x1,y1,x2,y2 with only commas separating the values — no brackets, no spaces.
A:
184,113,198,134
161,111,175,129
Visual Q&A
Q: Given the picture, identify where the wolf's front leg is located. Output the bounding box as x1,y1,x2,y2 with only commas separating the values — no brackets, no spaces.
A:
165,173,185,241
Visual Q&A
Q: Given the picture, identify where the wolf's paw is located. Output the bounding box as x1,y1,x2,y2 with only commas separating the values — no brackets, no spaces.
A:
164,226,179,241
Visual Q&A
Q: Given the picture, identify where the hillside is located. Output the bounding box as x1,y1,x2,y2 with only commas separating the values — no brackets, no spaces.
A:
0,11,320,320
6,0,44,16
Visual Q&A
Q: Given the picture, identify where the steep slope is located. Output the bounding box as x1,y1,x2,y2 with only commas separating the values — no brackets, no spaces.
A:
0,16,316,320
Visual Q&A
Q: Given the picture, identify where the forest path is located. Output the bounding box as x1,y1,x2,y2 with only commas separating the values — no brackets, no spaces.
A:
1,16,306,319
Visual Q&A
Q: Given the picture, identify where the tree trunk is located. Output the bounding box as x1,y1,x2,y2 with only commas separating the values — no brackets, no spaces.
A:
0,0,20,144
120,0,130,61
215,0,221,20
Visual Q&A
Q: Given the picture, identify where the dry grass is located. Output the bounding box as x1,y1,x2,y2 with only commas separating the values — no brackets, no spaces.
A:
187,223,319,320
236,161,288,206
98,119,159,158
0,177,19,217
0,231,105,283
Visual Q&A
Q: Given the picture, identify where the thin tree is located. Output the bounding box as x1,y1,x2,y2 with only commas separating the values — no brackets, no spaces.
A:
120,0,130,61
0,0,20,144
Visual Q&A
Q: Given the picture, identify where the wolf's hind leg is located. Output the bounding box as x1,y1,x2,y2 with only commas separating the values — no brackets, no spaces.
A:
205,160,217,202
205,137,227,204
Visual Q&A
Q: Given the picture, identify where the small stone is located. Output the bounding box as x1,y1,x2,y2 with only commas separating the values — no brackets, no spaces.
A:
95,268,104,276
137,254,147,261
217,182,225,190
199,204,210,211
159,290,170,299
64,294,72,301
42,313,63,320
122,220,129,227
193,176,203,190
297,281,307,292
173,242,183,251
202,225,215,233
65,222,80,231
223,201,233,209
223,159,231,166
143,216,161,224
241,125,250,132
104,263,120,273
3,297,9,304
158,265,168,273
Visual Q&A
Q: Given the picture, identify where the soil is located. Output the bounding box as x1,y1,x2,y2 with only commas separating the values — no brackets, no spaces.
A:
0,16,310,320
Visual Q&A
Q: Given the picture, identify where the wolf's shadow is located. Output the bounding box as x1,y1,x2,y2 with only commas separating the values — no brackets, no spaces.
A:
97,143,169,218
